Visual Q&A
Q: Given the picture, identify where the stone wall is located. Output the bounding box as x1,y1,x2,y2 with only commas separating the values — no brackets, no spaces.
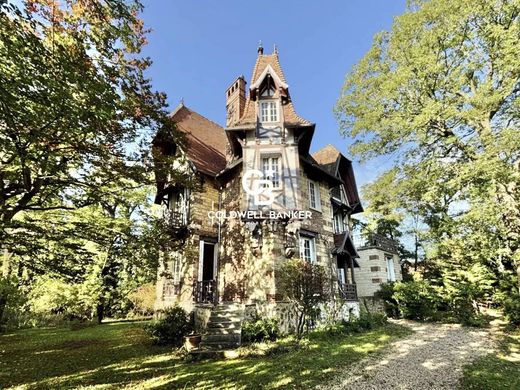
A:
355,248,402,298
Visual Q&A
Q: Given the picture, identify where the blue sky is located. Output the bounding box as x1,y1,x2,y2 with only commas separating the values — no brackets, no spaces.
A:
140,0,407,189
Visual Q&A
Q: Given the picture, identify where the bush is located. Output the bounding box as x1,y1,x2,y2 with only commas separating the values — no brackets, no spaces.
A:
375,282,400,318
342,311,387,333
392,280,442,321
503,293,520,327
145,306,193,346
242,317,280,343
128,283,156,317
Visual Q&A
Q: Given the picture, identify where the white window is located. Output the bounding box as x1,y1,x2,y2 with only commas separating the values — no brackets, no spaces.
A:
260,101,278,122
386,255,396,282
262,156,280,188
167,188,189,224
300,236,316,263
333,213,346,234
308,180,321,211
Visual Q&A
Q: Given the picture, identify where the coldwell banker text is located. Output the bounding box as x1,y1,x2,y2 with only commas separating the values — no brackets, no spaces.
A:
208,210,312,221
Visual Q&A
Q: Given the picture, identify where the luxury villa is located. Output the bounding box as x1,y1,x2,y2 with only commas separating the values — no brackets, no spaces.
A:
152,46,401,348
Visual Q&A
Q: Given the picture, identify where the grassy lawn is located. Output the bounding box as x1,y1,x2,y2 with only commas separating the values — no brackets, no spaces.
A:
0,320,411,389
461,329,520,390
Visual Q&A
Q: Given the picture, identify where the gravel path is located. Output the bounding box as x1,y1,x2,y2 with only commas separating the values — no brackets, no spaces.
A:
318,319,497,390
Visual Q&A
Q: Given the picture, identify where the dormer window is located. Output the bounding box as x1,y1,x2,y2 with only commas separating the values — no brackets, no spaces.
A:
260,101,278,122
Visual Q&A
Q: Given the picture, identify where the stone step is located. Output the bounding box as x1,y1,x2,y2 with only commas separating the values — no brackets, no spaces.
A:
207,321,242,330
202,333,241,343
205,327,241,336
199,341,240,350
209,314,243,322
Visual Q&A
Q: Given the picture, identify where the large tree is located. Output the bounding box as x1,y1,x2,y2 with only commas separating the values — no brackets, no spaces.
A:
0,0,176,242
0,0,180,324
336,0,520,292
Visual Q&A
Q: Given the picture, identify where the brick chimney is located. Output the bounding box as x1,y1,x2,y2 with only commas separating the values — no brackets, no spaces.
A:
225,76,246,127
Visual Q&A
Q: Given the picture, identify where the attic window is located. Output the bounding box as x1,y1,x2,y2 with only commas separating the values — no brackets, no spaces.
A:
260,101,278,122
260,75,276,97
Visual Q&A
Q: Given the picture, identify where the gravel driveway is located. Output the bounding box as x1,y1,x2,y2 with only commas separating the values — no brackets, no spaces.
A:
318,319,496,390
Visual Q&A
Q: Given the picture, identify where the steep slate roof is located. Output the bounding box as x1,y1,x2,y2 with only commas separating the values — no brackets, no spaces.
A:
171,104,228,176
232,52,312,128
312,144,341,176
312,144,364,214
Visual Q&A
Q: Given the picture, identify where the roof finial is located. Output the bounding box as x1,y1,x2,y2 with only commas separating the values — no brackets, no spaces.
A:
180,97,184,106
273,44,278,54
257,40,263,55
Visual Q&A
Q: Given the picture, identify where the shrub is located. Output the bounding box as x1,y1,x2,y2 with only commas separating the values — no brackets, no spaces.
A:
375,282,400,318
128,283,156,317
342,311,387,333
392,280,442,321
502,293,520,327
145,306,193,346
242,317,280,343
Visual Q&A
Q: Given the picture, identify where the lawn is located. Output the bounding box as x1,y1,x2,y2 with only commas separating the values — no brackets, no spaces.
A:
461,329,520,390
0,320,411,389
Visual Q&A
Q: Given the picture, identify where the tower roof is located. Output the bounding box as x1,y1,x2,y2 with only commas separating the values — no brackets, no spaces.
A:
230,50,312,128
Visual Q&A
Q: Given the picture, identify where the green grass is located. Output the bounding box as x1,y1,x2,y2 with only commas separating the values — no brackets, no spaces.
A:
461,329,520,390
0,320,411,389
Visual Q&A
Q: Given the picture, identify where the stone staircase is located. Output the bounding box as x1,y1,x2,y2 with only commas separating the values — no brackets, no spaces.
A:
199,303,244,350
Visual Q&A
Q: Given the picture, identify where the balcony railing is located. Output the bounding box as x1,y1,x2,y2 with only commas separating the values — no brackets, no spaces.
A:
352,232,399,254
339,283,358,301
193,280,217,304
163,209,187,230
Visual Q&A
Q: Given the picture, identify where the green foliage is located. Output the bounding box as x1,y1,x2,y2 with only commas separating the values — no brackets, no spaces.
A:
128,283,156,317
0,276,25,331
375,282,400,318
28,277,98,321
278,258,329,337
242,317,280,343
342,311,388,333
144,306,193,346
392,280,443,321
336,0,520,326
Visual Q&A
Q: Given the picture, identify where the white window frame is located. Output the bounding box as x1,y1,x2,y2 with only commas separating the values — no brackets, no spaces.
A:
386,255,396,282
299,236,316,263
260,100,278,123
198,240,218,282
333,212,346,234
262,156,281,188
308,180,321,211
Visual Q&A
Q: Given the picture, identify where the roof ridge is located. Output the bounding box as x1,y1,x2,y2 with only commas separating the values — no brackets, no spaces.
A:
173,104,225,131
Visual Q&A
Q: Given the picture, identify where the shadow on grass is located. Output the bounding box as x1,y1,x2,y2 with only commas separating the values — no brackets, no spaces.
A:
0,322,410,389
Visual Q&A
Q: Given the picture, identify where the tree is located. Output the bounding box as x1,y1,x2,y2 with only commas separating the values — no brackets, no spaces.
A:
0,0,182,324
278,259,329,338
335,0,520,303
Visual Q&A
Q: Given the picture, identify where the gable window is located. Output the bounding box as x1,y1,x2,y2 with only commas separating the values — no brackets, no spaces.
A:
386,255,396,282
260,101,278,122
308,180,321,211
166,188,189,225
262,156,281,188
299,236,316,263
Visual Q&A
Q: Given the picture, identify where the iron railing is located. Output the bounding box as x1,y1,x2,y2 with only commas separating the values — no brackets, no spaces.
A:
352,232,399,254
193,280,217,304
339,283,358,301
163,209,187,230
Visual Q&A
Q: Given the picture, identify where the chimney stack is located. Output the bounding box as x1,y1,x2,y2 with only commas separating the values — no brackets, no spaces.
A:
225,76,246,127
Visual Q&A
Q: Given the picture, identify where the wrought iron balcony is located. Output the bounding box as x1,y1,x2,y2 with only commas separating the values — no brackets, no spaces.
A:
339,282,358,301
193,280,217,304
352,232,399,254
163,208,188,230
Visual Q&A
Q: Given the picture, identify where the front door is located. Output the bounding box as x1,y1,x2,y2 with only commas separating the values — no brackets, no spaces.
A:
200,241,216,281
196,239,217,303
